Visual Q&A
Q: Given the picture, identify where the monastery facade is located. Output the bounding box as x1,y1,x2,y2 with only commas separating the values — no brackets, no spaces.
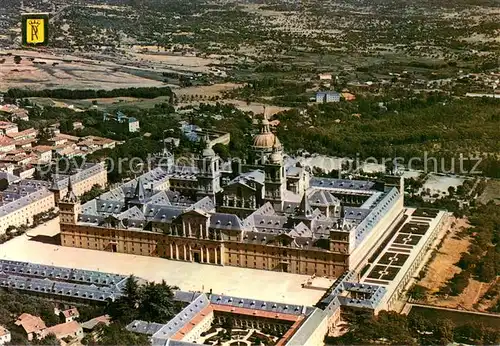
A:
59,119,405,277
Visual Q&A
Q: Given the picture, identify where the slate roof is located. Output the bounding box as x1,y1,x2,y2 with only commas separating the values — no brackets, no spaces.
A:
285,308,326,346
117,206,145,221
0,182,53,218
151,294,210,342
210,213,245,231
209,294,308,315
309,189,340,207
0,260,127,303
228,169,265,187
49,163,105,190
80,315,111,330
126,321,166,335
0,172,21,183
309,177,375,191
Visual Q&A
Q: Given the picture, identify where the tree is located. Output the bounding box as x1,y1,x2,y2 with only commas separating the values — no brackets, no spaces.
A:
123,275,141,307
80,185,106,203
33,333,60,346
434,319,454,345
36,127,53,144
213,143,230,161
408,284,428,300
40,303,60,327
222,316,234,333
94,323,149,346
107,276,140,324
0,178,8,191
138,280,177,323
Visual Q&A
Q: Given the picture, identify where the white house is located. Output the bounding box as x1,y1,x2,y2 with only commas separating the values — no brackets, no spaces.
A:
0,326,11,345
316,91,341,103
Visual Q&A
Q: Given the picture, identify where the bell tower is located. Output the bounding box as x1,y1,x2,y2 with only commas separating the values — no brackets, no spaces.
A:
196,134,221,201
264,139,286,211
58,177,80,224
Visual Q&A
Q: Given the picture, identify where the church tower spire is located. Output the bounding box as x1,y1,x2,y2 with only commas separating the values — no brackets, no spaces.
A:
196,133,221,201
59,178,80,224
62,177,77,203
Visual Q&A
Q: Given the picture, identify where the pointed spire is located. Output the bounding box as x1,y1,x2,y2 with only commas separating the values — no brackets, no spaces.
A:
67,176,73,193
133,178,145,201
50,173,58,191
299,191,311,217
62,176,78,203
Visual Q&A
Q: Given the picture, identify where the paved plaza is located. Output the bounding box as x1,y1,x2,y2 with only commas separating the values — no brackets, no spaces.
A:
0,218,330,306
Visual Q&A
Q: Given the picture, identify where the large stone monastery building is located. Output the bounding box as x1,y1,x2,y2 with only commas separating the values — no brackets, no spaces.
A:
59,119,405,277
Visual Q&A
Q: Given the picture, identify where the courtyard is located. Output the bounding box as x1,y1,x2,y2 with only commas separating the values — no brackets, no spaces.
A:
0,218,330,306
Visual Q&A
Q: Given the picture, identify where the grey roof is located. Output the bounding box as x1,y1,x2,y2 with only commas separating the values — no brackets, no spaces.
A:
343,207,371,221
173,290,200,303
252,214,289,231
126,321,166,335
80,316,110,330
310,219,338,235
317,91,340,96
209,293,308,315
210,213,245,231
190,196,215,212
309,189,340,207
337,282,387,309
286,166,304,178
0,260,127,302
228,169,265,187
0,182,53,218
309,177,375,191
117,206,145,221
285,308,327,346
289,222,312,238
0,172,21,183
152,207,186,223
353,188,399,248
149,191,172,206
94,200,126,216
151,294,209,342
49,163,105,190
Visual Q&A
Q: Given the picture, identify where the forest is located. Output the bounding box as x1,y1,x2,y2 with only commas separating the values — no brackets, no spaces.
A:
276,95,500,177
326,310,500,345
5,87,173,100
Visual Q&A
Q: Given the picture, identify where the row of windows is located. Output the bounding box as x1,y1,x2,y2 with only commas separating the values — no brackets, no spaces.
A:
226,257,337,275
63,238,154,255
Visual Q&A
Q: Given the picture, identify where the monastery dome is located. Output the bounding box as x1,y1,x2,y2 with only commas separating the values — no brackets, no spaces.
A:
253,132,280,149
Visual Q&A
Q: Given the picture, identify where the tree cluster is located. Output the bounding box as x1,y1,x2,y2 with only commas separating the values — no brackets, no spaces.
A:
326,310,500,345
276,96,500,177
6,87,173,100
439,203,500,297
106,276,182,325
